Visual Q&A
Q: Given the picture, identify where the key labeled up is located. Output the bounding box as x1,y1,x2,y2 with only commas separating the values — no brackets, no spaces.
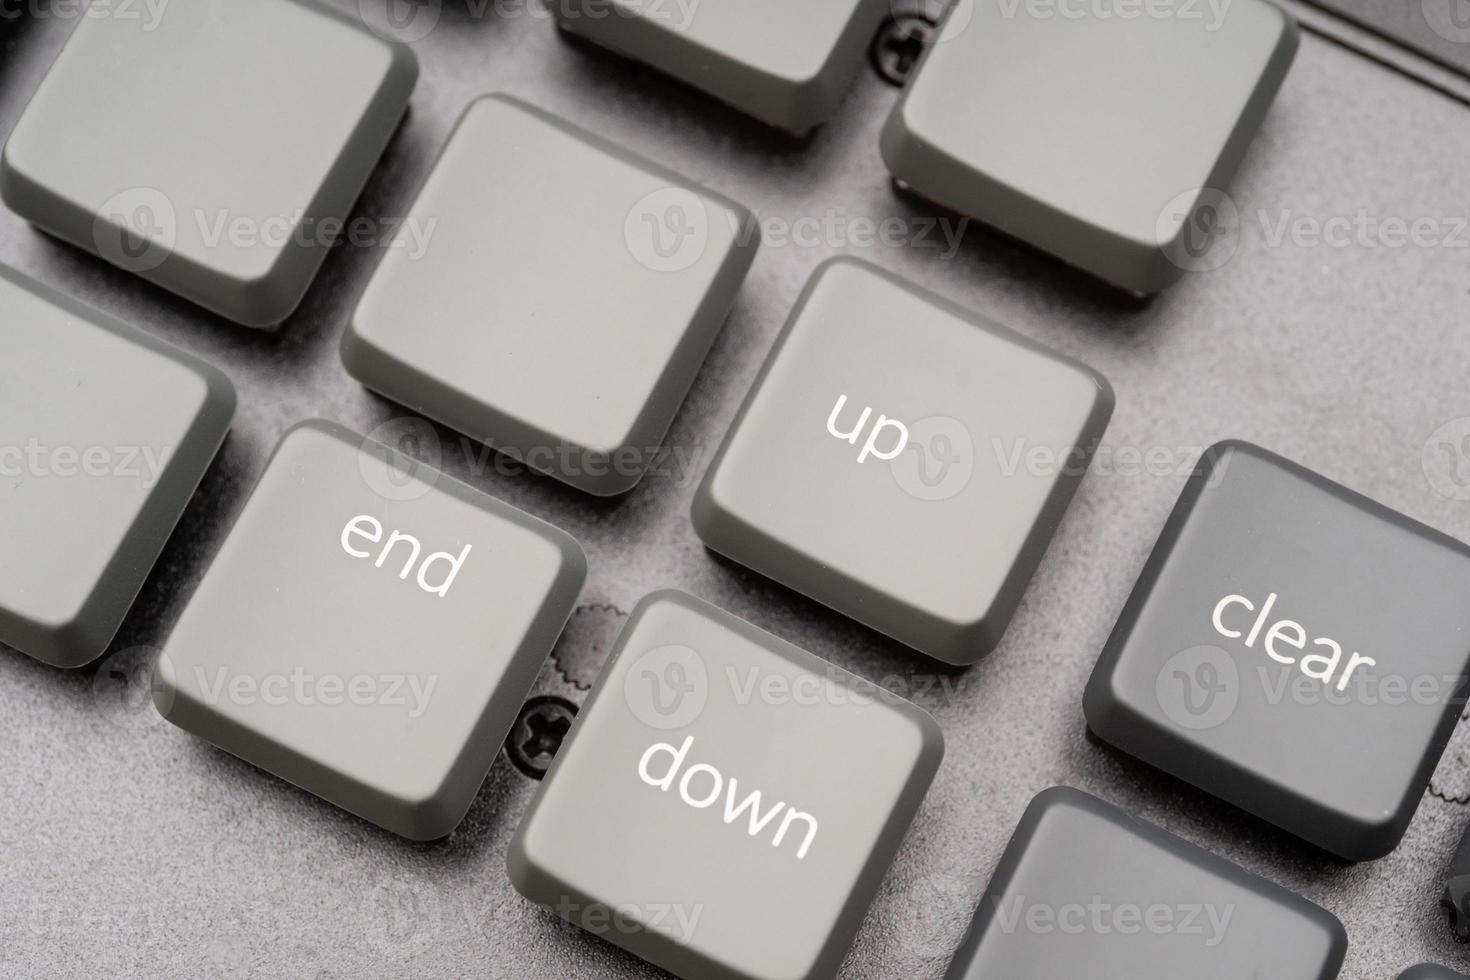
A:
693,258,1113,665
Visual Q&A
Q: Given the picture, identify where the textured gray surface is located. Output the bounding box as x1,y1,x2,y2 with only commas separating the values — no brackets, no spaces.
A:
2,3,1470,978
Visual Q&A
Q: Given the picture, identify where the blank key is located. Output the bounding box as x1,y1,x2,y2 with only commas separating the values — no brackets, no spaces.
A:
154,420,586,840
553,0,890,133
945,788,1347,979
344,95,756,496
0,264,234,668
0,0,416,326
881,0,1299,293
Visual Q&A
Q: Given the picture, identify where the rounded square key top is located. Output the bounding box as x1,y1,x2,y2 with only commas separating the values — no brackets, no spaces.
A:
692,258,1113,665
881,0,1299,293
508,590,943,980
945,788,1346,979
343,95,757,496
154,420,586,840
1085,441,1470,860
552,0,890,133
1,0,417,326
0,265,235,668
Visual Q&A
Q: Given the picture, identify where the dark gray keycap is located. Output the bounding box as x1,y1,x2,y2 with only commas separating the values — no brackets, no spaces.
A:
0,264,234,668
552,0,889,133
692,258,1112,665
1085,441,1470,860
343,95,757,496
0,0,416,327
1400,967,1470,980
881,0,1298,294
945,788,1347,980
154,420,586,840
508,590,943,980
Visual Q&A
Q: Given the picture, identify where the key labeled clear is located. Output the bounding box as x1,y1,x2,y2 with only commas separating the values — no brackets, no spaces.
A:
1085,441,1470,860
692,258,1113,665
944,788,1346,979
343,95,757,496
552,0,890,133
508,590,943,980
0,264,235,668
0,0,417,326
154,420,586,840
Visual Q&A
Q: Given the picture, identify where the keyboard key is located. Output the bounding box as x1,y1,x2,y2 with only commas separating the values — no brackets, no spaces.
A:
945,788,1347,979
881,0,1298,293
154,420,586,840
692,258,1112,665
1085,441,1470,860
343,95,756,496
1401,968,1470,980
0,264,234,668
552,0,888,133
0,0,416,327
508,590,943,980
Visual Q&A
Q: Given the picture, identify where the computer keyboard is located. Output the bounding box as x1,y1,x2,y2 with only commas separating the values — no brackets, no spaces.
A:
4,1,1470,978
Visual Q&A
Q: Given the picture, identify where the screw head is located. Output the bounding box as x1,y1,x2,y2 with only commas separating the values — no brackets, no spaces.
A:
871,14,938,87
506,695,579,780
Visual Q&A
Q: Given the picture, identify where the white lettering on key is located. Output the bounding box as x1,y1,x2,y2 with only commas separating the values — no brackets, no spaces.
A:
827,394,910,464
638,736,820,860
340,514,472,598
1211,592,1377,692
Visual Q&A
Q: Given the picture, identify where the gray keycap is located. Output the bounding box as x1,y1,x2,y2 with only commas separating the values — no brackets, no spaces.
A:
0,0,416,327
691,258,1112,665
552,0,888,133
343,94,757,496
1401,967,1470,980
508,590,943,980
1085,441,1470,860
945,788,1347,980
880,0,1298,294
153,420,586,840
0,264,234,668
